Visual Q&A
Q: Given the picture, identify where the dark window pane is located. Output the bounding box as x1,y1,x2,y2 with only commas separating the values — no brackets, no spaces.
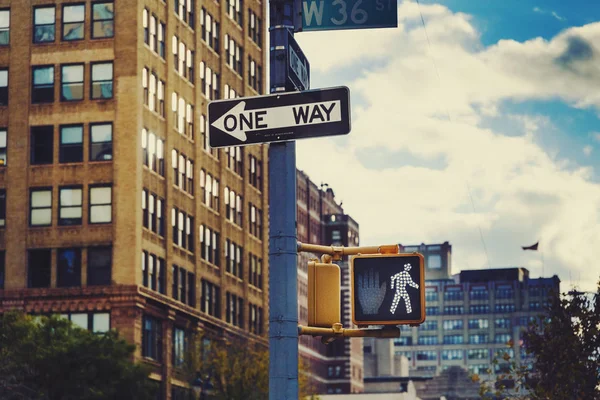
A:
28,249,51,288
60,125,83,163
57,248,81,287
88,246,112,286
0,251,4,289
0,69,7,106
30,126,53,164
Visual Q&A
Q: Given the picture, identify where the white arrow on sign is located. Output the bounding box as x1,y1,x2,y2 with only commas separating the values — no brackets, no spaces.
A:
211,99,342,142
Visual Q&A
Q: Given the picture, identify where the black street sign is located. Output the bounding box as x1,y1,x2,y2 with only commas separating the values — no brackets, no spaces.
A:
286,30,310,91
351,253,425,326
208,86,350,148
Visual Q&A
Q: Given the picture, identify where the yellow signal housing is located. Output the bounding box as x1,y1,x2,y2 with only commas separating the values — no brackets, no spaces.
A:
308,261,341,328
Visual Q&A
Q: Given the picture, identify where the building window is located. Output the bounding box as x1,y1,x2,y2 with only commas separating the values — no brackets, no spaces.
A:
249,253,262,289
226,0,243,25
0,190,4,227
494,318,511,329
443,306,463,315
393,337,412,346
225,240,243,279
91,62,113,99
62,4,85,41
442,349,463,360
469,304,490,314
494,303,515,313
467,349,488,360
171,207,194,252
200,8,219,52
200,62,219,100
30,189,52,226
88,246,111,286
415,351,437,361
142,251,166,294
34,6,55,43
89,185,112,224
427,254,441,269
28,249,51,288
468,318,489,329
0,251,4,289
142,190,165,237
172,36,194,83
174,0,195,28
60,312,110,333
0,128,6,165
201,279,220,317
249,155,262,190
224,35,243,75
141,129,165,176
417,335,438,345
226,292,244,328
171,149,194,195
418,320,437,331
224,187,243,226
57,248,82,287
59,125,83,163
443,334,464,345
0,9,9,45
249,304,263,334
225,147,243,175
443,287,463,301
469,287,489,300
495,334,512,344
59,187,82,225
200,225,220,266
61,64,84,101
142,315,162,362
495,286,514,299
249,203,262,239
31,126,54,165
442,319,463,330
425,306,438,315
32,66,55,103
248,10,262,48
90,123,113,161
92,2,114,39
172,327,186,367
171,265,194,306
469,334,489,344
200,170,220,211
0,68,7,105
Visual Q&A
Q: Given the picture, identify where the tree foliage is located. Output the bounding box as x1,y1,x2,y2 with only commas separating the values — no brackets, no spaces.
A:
184,334,319,400
0,311,153,400
477,280,600,400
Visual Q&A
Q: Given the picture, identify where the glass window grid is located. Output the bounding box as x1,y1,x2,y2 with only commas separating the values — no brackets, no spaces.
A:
89,185,112,224
34,6,56,43
92,2,114,39
91,62,113,99
0,9,9,45
30,188,52,226
90,123,113,161
62,4,85,41
59,186,83,225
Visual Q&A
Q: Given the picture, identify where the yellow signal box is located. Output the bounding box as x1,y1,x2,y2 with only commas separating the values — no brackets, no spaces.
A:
351,253,425,326
308,261,341,328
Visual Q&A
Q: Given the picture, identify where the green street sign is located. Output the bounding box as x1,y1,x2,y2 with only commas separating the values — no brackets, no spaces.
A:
299,0,398,32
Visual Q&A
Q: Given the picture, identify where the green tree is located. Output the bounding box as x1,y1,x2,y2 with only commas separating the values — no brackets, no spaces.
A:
184,334,319,400
477,280,600,400
0,311,153,400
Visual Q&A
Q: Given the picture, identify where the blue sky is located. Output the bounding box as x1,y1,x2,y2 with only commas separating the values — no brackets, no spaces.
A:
294,0,600,291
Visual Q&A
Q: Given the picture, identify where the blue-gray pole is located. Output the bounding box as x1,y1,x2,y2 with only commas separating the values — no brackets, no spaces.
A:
268,0,299,399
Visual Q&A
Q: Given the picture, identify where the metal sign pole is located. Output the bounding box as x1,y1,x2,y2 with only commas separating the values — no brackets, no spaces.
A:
268,0,299,398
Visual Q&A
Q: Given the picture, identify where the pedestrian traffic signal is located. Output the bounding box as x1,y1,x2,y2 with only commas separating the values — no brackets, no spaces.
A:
308,261,341,328
351,253,425,326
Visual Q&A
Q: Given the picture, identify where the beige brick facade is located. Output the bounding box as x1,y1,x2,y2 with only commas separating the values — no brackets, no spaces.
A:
0,0,268,398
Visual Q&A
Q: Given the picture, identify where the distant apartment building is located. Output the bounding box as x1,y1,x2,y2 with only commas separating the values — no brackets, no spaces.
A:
296,169,364,394
0,1,268,398
365,242,559,383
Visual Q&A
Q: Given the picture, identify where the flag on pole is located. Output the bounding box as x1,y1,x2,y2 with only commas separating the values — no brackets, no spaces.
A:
522,242,539,251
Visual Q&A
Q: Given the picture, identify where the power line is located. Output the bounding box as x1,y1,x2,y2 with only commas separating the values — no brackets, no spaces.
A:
414,0,492,269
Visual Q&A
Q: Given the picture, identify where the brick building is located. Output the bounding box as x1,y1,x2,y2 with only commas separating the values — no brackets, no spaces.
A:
0,0,267,398
296,169,364,394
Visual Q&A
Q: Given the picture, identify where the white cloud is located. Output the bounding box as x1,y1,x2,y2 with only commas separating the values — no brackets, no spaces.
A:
583,145,593,156
294,1,600,292
533,6,566,21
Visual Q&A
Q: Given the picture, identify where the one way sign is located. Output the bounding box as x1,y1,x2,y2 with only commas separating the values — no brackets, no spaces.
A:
208,86,350,147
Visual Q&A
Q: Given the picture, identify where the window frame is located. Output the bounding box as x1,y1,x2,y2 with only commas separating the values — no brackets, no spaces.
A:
33,6,56,44
0,68,8,106
0,9,10,46
59,124,84,163
28,249,52,288
57,247,82,287
89,184,112,224
89,122,113,161
87,246,112,286
90,61,113,100
91,2,115,39
62,3,85,41
60,63,85,102
30,125,54,165
31,65,55,104
58,186,83,226
30,188,53,227
0,128,6,166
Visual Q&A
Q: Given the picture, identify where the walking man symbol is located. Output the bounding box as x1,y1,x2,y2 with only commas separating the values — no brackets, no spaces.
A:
390,263,420,314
